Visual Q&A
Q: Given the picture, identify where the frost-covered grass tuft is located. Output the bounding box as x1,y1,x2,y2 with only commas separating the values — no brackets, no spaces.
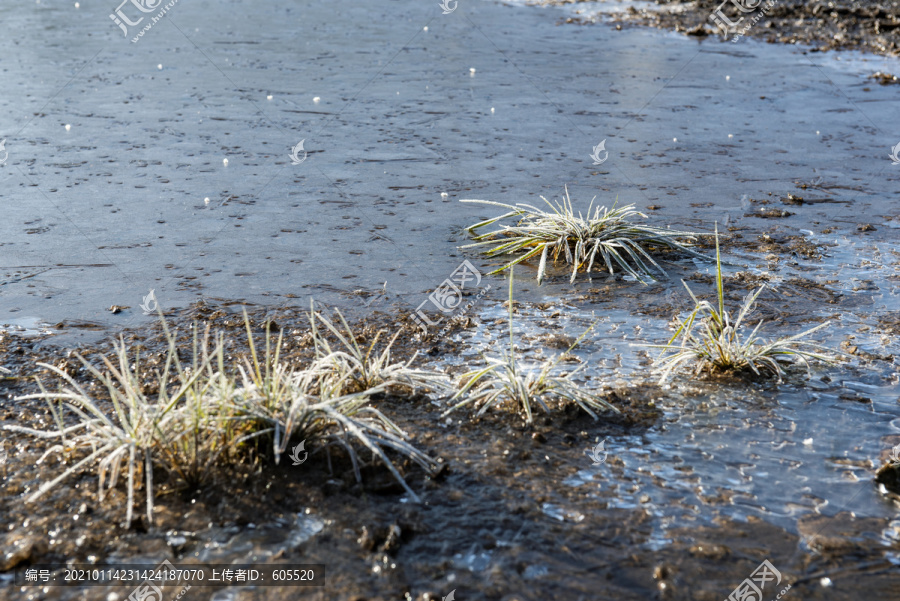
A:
5,311,442,526
442,269,619,424
461,187,707,284
649,228,838,383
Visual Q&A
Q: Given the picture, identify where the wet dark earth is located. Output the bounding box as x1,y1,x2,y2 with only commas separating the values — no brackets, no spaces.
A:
530,0,900,57
1,295,899,601
2,0,900,600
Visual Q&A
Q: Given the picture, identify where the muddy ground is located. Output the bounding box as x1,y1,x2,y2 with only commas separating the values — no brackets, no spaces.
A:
2,248,899,600
537,0,900,57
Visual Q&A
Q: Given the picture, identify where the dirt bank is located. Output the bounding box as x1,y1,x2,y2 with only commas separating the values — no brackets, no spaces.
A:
541,0,900,57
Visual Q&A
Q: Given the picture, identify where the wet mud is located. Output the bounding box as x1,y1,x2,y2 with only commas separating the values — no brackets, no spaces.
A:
2,267,899,600
532,0,900,57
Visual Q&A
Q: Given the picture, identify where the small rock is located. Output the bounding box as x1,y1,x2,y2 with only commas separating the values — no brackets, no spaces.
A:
875,462,900,495
753,208,793,218
686,24,709,37
870,71,899,85
165,531,189,552
856,224,876,232
840,341,858,355
108,305,127,314
54,358,80,377
323,479,343,496
689,543,729,560
531,432,547,444
1,533,44,570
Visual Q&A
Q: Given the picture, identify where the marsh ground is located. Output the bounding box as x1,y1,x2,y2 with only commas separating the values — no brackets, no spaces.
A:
529,0,900,57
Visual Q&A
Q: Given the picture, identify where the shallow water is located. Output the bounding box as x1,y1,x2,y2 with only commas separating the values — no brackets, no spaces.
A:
1,0,898,340
433,287,899,545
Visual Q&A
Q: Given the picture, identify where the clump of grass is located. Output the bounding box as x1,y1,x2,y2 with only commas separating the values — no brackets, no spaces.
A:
461,187,707,284
441,269,619,424
233,312,439,499
5,323,218,529
5,310,441,527
650,228,838,383
308,303,451,396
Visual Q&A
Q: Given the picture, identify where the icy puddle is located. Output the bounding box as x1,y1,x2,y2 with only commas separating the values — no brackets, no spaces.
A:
428,235,900,560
